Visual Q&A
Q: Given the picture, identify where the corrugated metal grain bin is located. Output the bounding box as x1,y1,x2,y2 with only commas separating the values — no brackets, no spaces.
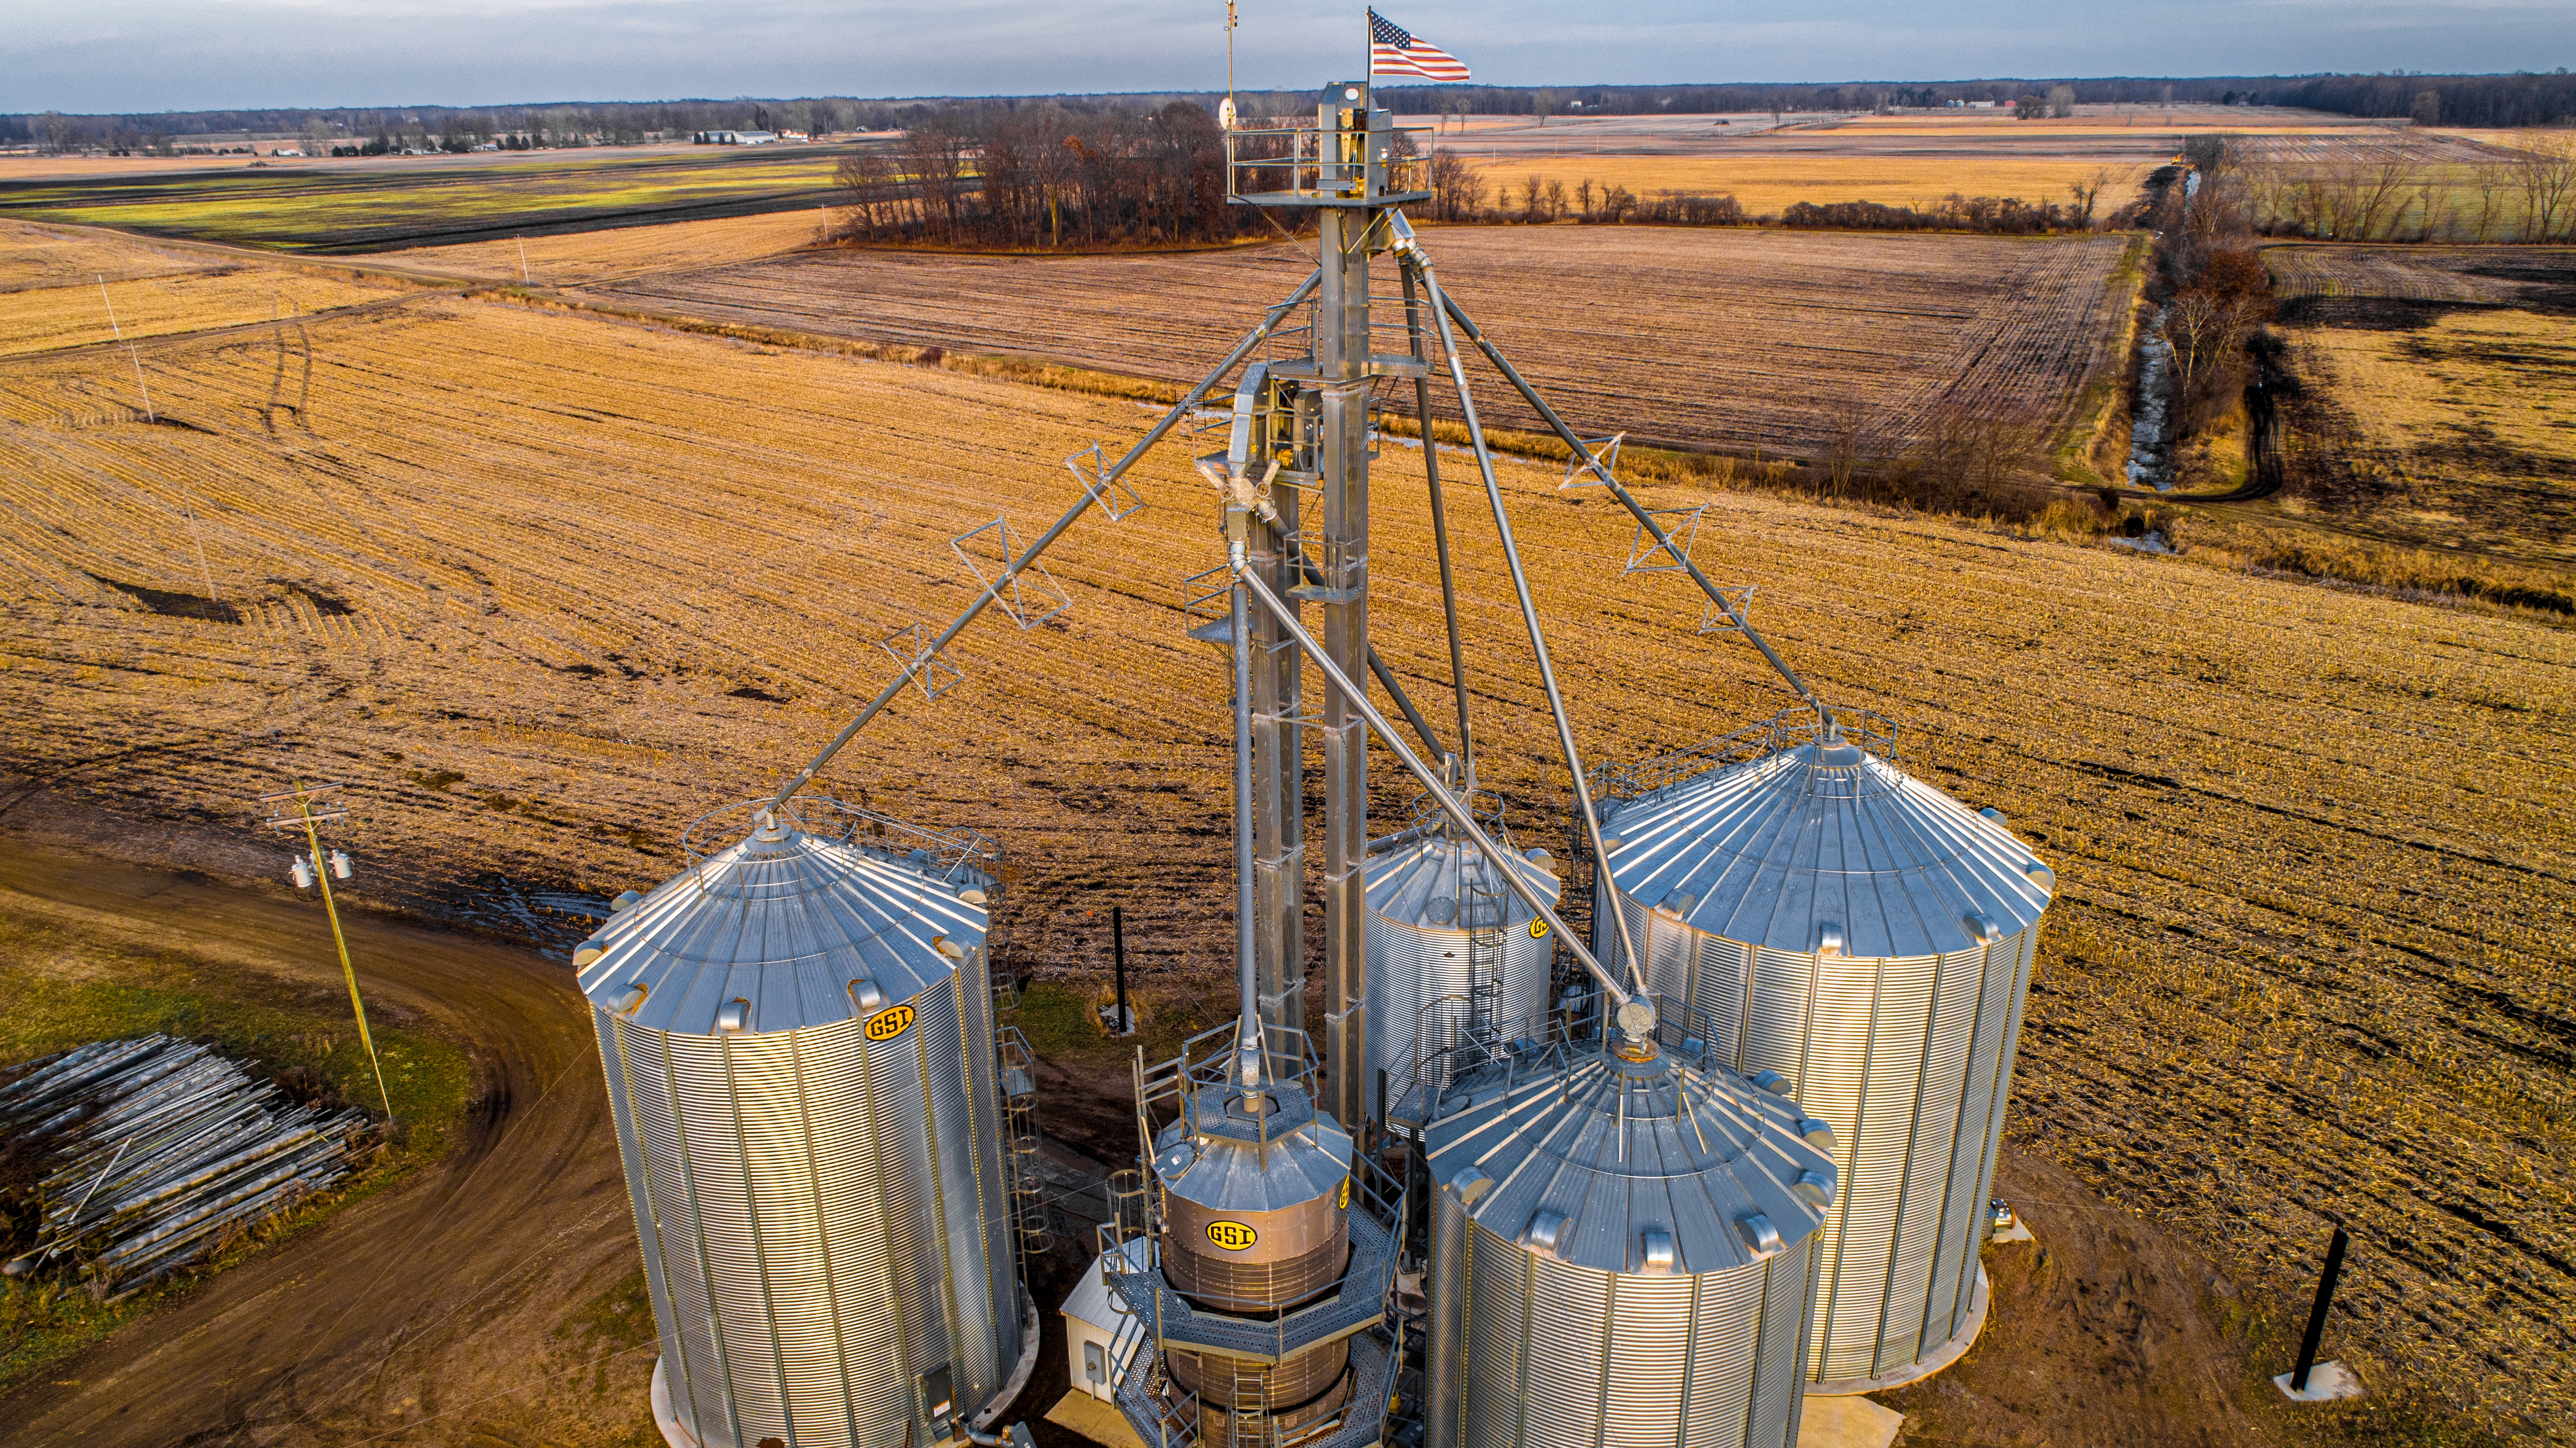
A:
578,802,1030,1448
1596,718,2052,1390
1421,1036,1837,1447
1363,832,1560,1123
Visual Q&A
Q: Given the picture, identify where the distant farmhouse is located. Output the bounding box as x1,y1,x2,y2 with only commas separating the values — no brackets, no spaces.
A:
694,129,779,145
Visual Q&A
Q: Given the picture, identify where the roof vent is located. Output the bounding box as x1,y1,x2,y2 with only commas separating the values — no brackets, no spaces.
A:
931,934,965,961
716,998,751,1033
2024,861,2055,891
1792,1169,1833,1207
1797,1117,1838,1153
848,977,886,1012
1979,806,2008,828
1816,922,1845,957
1448,1167,1494,1206
573,936,609,967
1522,1208,1569,1257
1750,1069,1791,1096
1735,1212,1784,1258
612,982,648,1016
1640,1228,1678,1275
1657,890,1696,917
1962,913,2000,945
609,889,642,913
1599,836,1622,854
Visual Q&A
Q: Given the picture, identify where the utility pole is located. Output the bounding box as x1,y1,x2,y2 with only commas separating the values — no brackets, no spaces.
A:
261,781,393,1118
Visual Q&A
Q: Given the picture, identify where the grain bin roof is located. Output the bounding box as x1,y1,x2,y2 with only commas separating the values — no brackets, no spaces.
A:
1602,738,2050,960
1424,1047,1833,1276
576,811,987,1036
1364,835,1560,929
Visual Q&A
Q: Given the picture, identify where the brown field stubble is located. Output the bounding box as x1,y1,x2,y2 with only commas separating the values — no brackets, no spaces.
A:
0,242,2568,1436
2263,244,2576,570
600,227,2134,461
0,220,412,357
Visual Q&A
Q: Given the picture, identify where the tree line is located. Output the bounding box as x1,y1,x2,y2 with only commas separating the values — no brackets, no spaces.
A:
1424,157,2128,235
2231,133,2576,242
827,103,1270,249
15,70,2572,154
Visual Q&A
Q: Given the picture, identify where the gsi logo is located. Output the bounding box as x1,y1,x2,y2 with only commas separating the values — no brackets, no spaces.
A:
865,1004,916,1041
1528,919,1550,940
1206,1220,1258,1252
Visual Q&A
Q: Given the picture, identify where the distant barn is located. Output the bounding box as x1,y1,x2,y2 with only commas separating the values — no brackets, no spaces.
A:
693,129,779,145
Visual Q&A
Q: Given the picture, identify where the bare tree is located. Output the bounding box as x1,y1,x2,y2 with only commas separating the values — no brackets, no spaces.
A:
1543,178,1567,221
2469,163,2509,242
2515,132,2576,242
1428,150,1485,221
2347,143,2421,240
2068,166,2117,228
38,112,77,155
2160,290,2255,405
2047,84,2077,119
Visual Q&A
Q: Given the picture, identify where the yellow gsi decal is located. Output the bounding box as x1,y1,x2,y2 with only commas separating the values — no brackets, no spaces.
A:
1206,1220,1258,1252
864,1004,916,1042
1338,1176,1351,1209
1528,919,1550,940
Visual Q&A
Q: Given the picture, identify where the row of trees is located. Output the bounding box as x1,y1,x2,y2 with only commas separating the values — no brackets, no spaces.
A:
2229,133,2576,242
2153,137,2275,437
1427,157,2124,234
828,103,1267,249
14,70,2571,155
7,98,942,156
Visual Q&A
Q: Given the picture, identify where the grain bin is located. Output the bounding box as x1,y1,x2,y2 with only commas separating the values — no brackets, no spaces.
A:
1420,1031,1837,1448
1362,824,1560,1128
1145,1065,1361,1446
1594,711,2052,1391
579,799,1032,1448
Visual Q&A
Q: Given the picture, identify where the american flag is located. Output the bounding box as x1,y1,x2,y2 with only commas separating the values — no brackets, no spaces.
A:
1369,11,1471,82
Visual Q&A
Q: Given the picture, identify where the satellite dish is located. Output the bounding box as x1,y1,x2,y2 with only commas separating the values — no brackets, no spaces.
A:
1219,96,1238,131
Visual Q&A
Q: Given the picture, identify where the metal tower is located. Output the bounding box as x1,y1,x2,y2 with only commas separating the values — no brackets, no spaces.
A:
1220,79,1432,1127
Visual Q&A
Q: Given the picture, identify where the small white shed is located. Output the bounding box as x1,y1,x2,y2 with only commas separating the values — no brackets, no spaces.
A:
1060,1236,1150,1403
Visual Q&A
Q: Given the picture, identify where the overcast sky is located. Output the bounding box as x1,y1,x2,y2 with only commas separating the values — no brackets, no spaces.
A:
10,0,2574,115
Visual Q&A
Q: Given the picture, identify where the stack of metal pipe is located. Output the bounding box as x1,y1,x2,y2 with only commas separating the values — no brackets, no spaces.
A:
0,1035,374,1291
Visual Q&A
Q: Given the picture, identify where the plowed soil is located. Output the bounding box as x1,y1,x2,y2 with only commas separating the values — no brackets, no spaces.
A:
1,225,2567,1443
595,227,2135,457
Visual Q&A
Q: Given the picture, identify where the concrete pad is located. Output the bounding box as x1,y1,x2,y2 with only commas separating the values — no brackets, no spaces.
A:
1047,1388,1151,1448
1799,1393,1904,1448
1991,1219,2036,1244
2273,1360,2364,1403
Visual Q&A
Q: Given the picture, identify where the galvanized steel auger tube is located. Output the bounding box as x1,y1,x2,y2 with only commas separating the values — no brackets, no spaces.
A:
767,267,1326,814
1388,222,1647,1000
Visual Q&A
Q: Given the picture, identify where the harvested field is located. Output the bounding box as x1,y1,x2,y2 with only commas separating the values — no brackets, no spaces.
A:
602,226,2136,457
1460,155,2151,219
1400,107,2415,217
0,145,858,252
2263,244,2576,566
374,208,830,286
0,247,411,358
2267,243,2576,311
0,224,2570,1439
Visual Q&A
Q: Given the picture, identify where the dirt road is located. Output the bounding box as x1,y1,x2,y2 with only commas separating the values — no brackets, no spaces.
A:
0,836,655,1448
